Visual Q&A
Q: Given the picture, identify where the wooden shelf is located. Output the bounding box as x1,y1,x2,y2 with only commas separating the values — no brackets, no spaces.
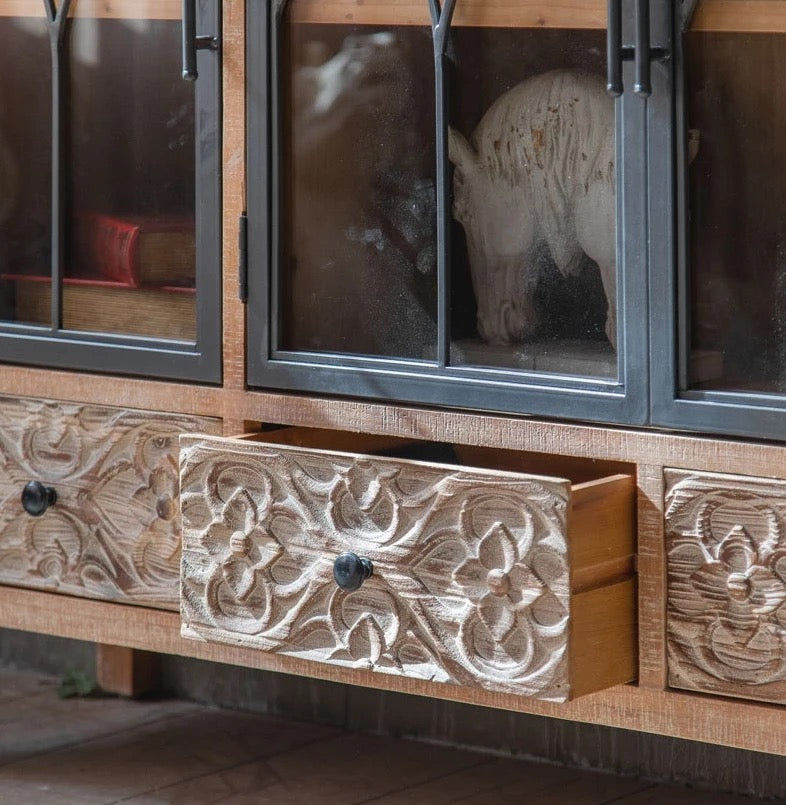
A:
2,0,180,19
287,0,606,29
691,0,786,33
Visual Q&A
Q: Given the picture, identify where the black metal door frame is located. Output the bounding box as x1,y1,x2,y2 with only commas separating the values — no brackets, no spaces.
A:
0,0,222,384
247,0,668,425
650,1,786,440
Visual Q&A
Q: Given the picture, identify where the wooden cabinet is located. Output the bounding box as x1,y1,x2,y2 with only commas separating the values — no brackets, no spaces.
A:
2,0,786,760
180,429,636,702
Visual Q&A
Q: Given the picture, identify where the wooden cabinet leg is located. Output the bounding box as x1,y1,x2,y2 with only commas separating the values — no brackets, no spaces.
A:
96,644,158,697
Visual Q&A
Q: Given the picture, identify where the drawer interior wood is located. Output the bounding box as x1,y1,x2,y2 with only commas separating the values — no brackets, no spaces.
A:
241,426,634,482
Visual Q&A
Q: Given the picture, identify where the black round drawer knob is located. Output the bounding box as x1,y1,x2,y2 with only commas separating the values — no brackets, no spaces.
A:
333,552,373,591
21,481,57,517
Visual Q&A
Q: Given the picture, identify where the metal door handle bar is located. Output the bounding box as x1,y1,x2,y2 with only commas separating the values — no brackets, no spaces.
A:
182,0,218,81
634,0,652,96
606,0,623,96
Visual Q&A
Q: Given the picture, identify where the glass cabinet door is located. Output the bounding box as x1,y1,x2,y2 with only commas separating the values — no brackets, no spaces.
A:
0,14,51,322
651,0,786,439
247,0,659,424
0,1,220,382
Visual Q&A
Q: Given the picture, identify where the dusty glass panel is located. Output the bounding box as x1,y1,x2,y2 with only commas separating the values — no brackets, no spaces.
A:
278,9,437,359
15,14,197,342
449,26,617,379
685,25,786,393
0,15,51,324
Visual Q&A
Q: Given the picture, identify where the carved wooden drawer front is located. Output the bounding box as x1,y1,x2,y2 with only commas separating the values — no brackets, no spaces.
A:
0,396,220,609
180,430,637,702
667,469,786,704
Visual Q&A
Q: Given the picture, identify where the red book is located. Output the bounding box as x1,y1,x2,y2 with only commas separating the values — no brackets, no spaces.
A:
73,212,196,287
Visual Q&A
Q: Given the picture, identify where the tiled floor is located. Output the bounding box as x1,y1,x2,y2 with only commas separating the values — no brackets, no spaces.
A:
0,669,767,804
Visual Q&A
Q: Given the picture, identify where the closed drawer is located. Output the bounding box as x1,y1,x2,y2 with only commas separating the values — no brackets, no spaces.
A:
0,396,220,609
667,469,786,704
180,428,636,702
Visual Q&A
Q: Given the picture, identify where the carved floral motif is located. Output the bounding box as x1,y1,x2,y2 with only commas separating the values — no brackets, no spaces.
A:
0,396,218,608
666,470,786,701
180,439,574,700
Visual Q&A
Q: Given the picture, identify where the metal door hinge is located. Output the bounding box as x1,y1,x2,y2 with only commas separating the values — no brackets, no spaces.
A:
238,212,248,303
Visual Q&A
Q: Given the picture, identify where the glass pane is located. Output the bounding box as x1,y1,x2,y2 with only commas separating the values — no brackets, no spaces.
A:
685,13,786,393
278,7,437,359
0,15,51,324
449,24,617,379
60,14,195,341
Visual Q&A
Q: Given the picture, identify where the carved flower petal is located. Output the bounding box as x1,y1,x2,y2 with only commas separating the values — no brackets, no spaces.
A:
201,523,233,557
347,614,386,664
478,523,517,573
246,528,283,569
148,465,175,497
221,488,258,533
718,526,758,574
530,590,568,627
709,619,782,672
772,553,786,585
746,567,786,614
478,594,516,643
180,492,214,531
222,560,257,602
530,550,568,586
506,563,544,607
690,562,734,604
453,558,487,601
345,463,384,512
668,540,707,575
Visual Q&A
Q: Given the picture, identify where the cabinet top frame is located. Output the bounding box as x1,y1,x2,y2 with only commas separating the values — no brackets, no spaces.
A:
246,0,786,31
2,0,182,19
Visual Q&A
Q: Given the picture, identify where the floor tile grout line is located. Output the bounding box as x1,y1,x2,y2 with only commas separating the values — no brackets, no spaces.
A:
108,731,344,803
353,758,496,805
597,782,661,804
0,702,203,770
448,769,615,805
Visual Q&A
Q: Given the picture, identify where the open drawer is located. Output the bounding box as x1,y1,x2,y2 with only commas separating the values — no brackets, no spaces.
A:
179,428,637,702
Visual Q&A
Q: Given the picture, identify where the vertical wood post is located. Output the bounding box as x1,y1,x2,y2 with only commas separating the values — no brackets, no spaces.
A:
96,645,158,698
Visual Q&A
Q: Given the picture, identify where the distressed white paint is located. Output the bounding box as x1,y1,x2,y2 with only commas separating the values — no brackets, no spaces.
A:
450,71,617,348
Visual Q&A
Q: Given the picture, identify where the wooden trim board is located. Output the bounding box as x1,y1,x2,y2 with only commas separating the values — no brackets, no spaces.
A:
2,0,181,18
237,391,786,480
285,0,606,29
0,585,782,755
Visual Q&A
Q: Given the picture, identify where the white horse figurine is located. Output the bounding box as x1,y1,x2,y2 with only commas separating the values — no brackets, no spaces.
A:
449,70,617,349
